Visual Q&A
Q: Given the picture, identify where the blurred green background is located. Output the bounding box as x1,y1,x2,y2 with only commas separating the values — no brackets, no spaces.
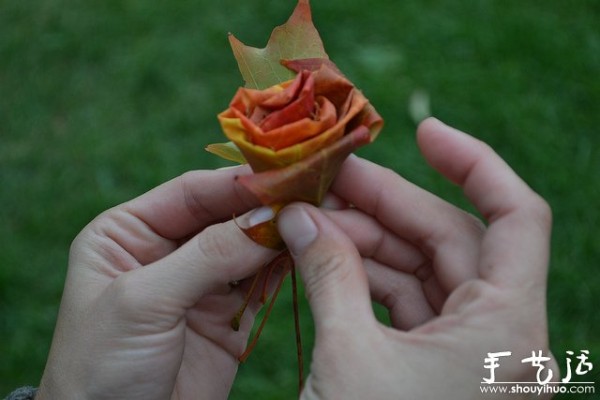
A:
1,0,598,398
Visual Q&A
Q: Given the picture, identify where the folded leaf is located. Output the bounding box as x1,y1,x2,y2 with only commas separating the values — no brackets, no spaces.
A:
205,141,247,164
237,125,372,206
229,0,328,89
237,205,285,250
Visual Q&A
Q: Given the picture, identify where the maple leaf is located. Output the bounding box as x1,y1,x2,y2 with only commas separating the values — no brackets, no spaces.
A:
229,0,329,89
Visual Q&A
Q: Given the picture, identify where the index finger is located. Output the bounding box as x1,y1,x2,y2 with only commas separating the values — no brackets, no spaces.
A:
416,118,552,290
330,156,484,292
122,165,258,240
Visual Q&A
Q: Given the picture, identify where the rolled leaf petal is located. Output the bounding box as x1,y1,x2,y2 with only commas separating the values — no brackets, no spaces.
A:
217,63,382,173
236,125,372,206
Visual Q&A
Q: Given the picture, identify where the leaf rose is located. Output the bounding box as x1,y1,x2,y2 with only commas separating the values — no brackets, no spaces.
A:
214,59,382,206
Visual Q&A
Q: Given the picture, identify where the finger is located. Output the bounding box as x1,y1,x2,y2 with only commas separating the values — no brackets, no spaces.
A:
331,156,484,293
416,117,552,289
324,208,448,319
323,208,427,275
363,259,437,330
319,192,349,210
277,203,376,332
122,165,256,241
111,210,278,313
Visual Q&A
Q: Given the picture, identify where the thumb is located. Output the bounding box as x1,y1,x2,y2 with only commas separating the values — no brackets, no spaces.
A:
277,203,374,331
117,210,278,313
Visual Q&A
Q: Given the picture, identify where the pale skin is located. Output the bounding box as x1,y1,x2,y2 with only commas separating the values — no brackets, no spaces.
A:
279,118,557,399
37,117,556,399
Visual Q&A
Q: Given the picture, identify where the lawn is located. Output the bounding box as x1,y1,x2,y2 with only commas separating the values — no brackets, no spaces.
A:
1,0,598,398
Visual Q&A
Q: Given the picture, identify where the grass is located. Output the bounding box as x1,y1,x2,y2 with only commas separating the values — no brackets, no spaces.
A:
1,0,599,398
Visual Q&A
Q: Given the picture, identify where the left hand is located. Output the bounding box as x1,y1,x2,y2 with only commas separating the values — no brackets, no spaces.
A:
37,166,277,400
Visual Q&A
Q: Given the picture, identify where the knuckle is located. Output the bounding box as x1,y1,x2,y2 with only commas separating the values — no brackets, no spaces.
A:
516,192,553,233
451,209,487,241
463,211,487,235
180,171,215,223
302,250,353,298
104,272,172,324
427,208,485,256
107,273,146,316
443,279,497,314
195,223,236,264
528,194,553,231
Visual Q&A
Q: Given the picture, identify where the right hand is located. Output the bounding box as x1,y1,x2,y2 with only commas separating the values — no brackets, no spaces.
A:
277,118,556,399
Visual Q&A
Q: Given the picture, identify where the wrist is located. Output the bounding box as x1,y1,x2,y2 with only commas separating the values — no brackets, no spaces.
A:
37,368,85,400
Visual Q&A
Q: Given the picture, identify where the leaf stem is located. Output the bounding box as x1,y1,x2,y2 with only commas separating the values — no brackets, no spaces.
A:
291,260,304,395
231,268,264,331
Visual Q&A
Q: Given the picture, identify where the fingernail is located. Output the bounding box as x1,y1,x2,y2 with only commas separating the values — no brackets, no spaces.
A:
278,206,318,255
248,206,275,227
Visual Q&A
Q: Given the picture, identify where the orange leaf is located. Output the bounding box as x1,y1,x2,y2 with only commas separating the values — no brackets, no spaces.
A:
236,125,372,206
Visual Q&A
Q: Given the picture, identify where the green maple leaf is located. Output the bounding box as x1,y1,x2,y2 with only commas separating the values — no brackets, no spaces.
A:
229,0,329,89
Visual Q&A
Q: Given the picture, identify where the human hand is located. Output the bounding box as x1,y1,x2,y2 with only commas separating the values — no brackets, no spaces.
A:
277,118,556,399
37,167,278,400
